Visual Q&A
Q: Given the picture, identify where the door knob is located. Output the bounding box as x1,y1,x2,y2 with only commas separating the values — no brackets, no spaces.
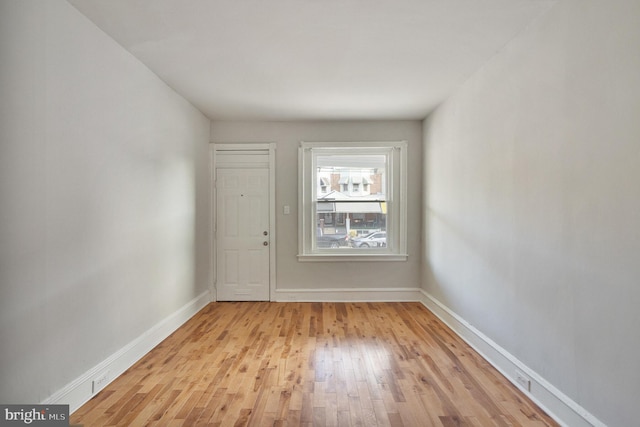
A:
263,241,268,246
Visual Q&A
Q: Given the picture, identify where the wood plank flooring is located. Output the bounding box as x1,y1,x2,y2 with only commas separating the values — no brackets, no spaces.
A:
71,302,558,426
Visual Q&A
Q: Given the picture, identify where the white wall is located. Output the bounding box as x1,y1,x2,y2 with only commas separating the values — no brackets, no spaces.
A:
211,121,422,297
0,0,210,404
423,1,640,426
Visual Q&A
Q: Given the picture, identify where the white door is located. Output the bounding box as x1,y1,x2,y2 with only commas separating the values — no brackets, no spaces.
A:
216,167,270,301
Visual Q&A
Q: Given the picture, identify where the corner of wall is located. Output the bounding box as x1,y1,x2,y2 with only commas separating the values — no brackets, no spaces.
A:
418,290,605,427
44,292,211,414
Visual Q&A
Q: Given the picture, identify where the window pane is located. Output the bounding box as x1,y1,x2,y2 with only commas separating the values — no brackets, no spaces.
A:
315,206,386,249
315,153,387,250
316,154,386,200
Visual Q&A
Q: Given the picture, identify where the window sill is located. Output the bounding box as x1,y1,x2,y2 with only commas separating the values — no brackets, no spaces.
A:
297,253,408,262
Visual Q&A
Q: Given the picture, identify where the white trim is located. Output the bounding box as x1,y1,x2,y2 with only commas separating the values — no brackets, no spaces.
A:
44,291,210,414
268,143,277,302
211,142,276,302
214,143,273,151
418,290,605,427
209,145,216,301
274,287,421,302
46,284,604,427
297,253,408,262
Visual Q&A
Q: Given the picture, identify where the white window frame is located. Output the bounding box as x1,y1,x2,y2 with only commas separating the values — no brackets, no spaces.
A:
298,141,408,262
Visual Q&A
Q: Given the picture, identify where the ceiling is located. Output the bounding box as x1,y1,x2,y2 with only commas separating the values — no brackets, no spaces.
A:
68,0,556,121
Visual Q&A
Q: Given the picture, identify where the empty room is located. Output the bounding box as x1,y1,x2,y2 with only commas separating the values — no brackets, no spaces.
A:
1,0,638,426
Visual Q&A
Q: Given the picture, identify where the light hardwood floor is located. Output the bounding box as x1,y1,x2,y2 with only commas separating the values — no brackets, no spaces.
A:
71,302,558,426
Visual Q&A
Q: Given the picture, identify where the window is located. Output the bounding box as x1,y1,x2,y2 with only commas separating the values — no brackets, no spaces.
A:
319,177,329,194
298,141,407,261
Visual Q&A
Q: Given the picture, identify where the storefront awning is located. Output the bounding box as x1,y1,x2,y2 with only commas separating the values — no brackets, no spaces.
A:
317,201,383,214
335,202,381,213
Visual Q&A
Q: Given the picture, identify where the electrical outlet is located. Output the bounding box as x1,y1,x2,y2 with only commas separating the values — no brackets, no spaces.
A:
515,370,531,392
92,371,110,394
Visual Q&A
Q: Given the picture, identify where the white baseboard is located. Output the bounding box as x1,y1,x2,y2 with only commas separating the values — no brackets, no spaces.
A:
418,290,604,427
45,286,603,427
274,287,422,302
44,291,211,414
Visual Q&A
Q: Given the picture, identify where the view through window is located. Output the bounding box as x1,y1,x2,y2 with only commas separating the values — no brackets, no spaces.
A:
298,142,407,261
315,153,387,250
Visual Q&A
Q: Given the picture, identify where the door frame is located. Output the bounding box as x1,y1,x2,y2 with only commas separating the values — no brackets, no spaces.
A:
210,143,277,301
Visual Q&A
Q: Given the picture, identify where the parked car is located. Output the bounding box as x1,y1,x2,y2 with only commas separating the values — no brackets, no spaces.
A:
350,231,386,248
316,228,350,248
316,233,349,248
